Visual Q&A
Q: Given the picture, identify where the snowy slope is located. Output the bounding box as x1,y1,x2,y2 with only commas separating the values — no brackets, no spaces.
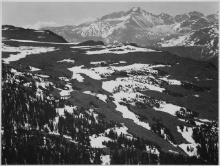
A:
158,25,219,60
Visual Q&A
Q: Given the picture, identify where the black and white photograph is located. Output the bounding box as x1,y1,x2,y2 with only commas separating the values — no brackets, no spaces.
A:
1,0,219,165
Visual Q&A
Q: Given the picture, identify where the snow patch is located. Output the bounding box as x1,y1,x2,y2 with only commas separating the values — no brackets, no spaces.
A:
89,134,112,148
105,124,133,140
159,76,181,85
113,95,151,130
10,68,23,76
86,45,159,55
59,77,70,82
7,39,77,44
160,34,191,47
102,76,164,94
59,83,74,97
87,108,99,124
153,101,182,116
146,145,160,155
101,89,151,130
58,59,75,64
168,150,179,154
177,126,198,157
90,61,107,65
36,74,50,78
29,66,41,71
100,155,110,165
119,61,127,64
2,45,57,64
68,63,169,82
56,105,77,117
198,118,212,123
71,45,104,49
194,94,200,98
68,65,102,81
83,91,107,103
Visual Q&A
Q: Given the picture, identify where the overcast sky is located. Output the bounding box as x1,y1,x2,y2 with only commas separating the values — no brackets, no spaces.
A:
2,1,219,28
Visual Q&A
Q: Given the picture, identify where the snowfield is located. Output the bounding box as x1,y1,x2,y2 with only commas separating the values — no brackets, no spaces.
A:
194,118,212,126
2,44,57,64
86,45,160,55
159,34,193,47
68,63,169,84
100,155,110,165
57,59,75,64
90,123,134,149
58,83,74,97
68,66,86,82
89,134,112,148
71,45,105,49
100,85,151,130
59,77,70,82
177,126,198,157
105,124,133,140
5,39,78,44
83,91,107,103
29,66,41,71
146,145,160,156
153,101,182,116
90,61,107,65
36,74,50,78
113,98,151,130
102,77,164,93
168,150,179,154
194,94,200,98
87,108,99,124
159,76,182,85
56,105,77,117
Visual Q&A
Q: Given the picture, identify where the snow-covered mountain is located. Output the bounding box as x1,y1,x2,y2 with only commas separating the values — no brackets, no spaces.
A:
43,7,218,47
158,25,219,61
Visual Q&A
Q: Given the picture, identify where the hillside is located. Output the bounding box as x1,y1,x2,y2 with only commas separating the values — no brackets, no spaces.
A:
1,26,218,164
2,25,67,43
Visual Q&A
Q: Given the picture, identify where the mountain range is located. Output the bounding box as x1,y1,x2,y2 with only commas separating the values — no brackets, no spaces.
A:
43,7,218,44
42,7,218,61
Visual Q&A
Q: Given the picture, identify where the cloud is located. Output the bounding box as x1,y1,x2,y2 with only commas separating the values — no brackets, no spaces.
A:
23,21,60,30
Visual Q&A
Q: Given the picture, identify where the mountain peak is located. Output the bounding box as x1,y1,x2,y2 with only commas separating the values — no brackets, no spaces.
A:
43,8,217,48
188,11,204,20
131,7,141,12
128,7,146,14
158,12,175,24
159,12,170,17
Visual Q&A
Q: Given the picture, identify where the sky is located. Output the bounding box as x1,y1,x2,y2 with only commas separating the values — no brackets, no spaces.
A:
2,1,219,29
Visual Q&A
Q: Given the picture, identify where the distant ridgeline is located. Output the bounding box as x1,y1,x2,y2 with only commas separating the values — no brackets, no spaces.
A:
42,7,219,62
2,25,67,43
